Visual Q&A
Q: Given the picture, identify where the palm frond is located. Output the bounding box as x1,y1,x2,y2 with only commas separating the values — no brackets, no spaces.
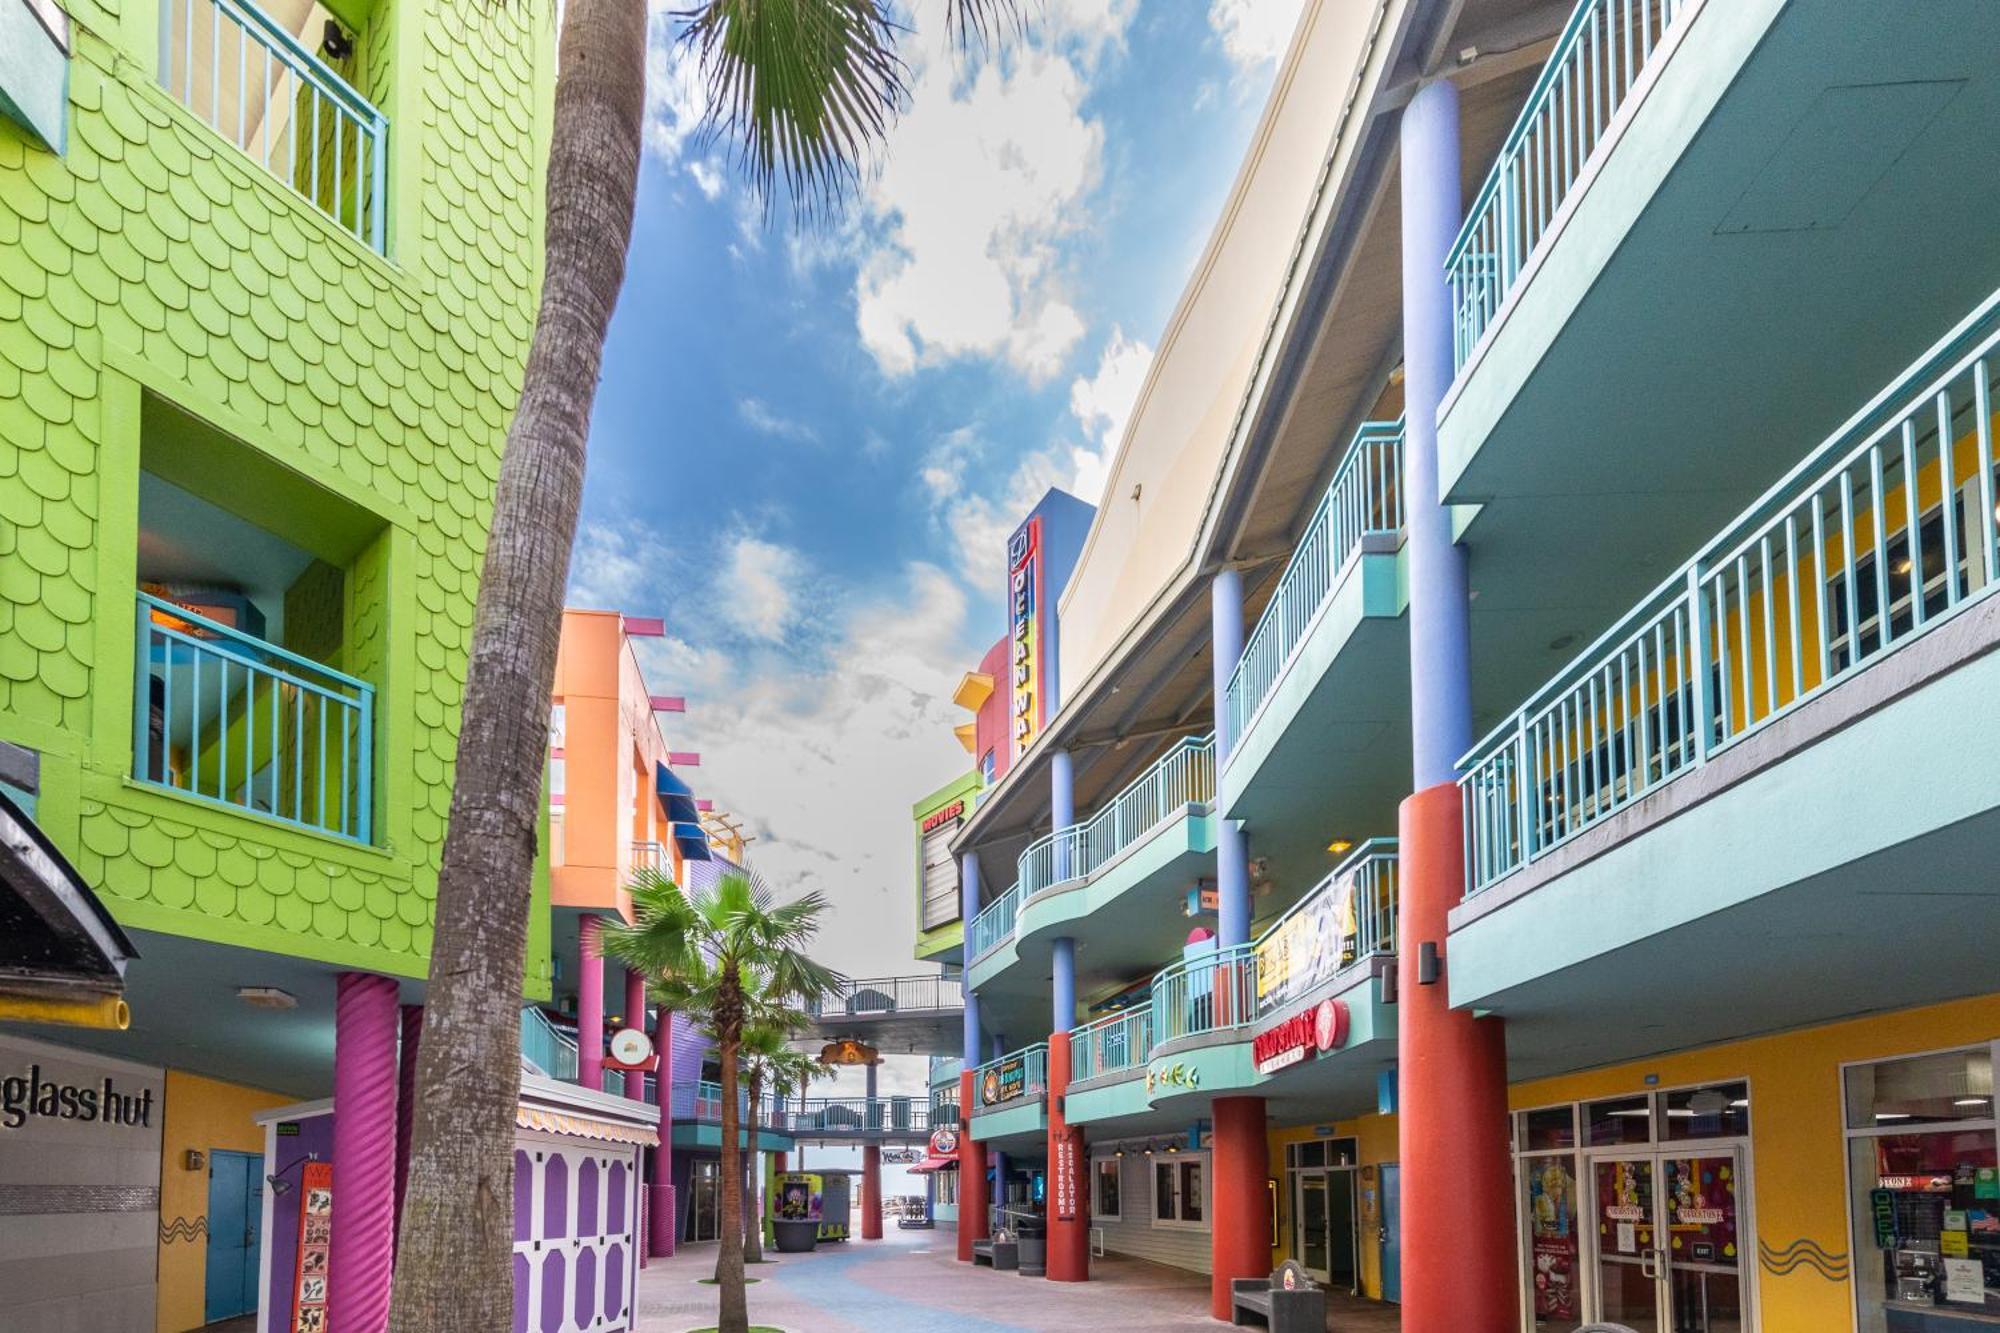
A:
944,0,1023,51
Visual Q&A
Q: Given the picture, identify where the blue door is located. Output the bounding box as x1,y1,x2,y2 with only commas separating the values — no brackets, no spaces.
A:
205,1150,264,1322
1378,1163,1401,1303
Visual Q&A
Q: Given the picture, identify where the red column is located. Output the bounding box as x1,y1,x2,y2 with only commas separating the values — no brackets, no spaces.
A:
1045,1030,1089,1281
862,1144,884,1240
955,1070,989,1262
578,916,605,1091
1399,782,1516,1332
1209,1095,1271,1320
330,973,399,1333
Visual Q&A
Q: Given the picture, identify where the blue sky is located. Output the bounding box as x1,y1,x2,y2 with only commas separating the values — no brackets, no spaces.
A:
570,2,1302,1076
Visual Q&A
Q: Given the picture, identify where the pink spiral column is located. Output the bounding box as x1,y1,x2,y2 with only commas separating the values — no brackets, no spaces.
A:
648,1003,676,1257
578,916,605,1091
331,972,400,1333
392,1003,423,1248
624,967,649,1267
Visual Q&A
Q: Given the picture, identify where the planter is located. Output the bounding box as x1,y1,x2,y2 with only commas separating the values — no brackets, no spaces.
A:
771,1219,820,1254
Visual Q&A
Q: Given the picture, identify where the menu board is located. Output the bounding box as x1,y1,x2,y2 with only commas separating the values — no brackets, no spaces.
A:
291,1161,333,1333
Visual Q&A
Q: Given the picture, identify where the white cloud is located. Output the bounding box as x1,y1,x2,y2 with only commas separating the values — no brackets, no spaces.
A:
719,535,804,642
1208,0,1303,73
1067,326,1153,504
567,521,653,612
643,3,729,198
737,397,820,444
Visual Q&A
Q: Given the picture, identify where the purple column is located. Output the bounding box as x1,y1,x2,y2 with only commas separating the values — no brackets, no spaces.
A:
622,967,649,1266
392,1003,422,1249
960,852,983,1067
1210,568,1252,946
330,972,399,1333
648,1004,676,1257
1401,76,1475,789
578,916,605,1092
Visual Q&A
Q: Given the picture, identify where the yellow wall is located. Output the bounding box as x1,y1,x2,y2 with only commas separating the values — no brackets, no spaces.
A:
1267,1109,1399,1299
156,1070,291,1333
1509,992,2000,1333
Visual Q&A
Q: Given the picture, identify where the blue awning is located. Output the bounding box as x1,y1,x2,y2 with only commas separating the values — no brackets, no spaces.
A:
654,762,702,826
671,821,712,863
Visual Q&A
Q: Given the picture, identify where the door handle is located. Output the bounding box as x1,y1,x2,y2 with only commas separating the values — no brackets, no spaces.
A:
1639,1247,1663,1280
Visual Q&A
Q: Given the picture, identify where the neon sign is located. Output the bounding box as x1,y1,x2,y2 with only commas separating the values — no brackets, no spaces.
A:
1008,517,1043,758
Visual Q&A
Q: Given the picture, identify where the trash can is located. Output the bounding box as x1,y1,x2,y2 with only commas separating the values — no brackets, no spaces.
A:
1014,1217,1046,1277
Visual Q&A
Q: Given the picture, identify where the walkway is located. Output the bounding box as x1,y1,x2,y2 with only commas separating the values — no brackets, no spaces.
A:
635,1227,1402,1331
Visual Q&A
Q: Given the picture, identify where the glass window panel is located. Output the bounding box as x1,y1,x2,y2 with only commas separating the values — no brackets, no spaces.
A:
1848,1130,2000,1330
1156,1163,1176,1220
1587,1095,1653,1146
1327,1137,1358,1168
1297,1141,1325,1169
1664,1082,1751,1141
1524,1153,1581,1332
1180,1162,1204,1223
1525,1106,1578,1150
1846,1048,1994,1129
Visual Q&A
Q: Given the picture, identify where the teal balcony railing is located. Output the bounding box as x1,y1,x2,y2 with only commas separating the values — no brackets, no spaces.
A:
1446,0,1690,370
1151,944,1258,1046
160,0,391,252
970,1042,1048,1114
519,1006,578,1080
807,974,964,1019
1070,1004,1153,1082
928,1054,964,1088
967,733,1217,964
134,592,374,843
1463,287,2000,893
1223,421,1405,746
1253,840,1398,1016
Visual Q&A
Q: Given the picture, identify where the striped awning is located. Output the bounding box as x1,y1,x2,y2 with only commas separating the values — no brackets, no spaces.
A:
515,1104,660,1148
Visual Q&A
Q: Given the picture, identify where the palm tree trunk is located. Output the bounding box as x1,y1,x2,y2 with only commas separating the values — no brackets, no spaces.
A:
716,1033,749,1332
743,1072,765,1263
386,3,645,1331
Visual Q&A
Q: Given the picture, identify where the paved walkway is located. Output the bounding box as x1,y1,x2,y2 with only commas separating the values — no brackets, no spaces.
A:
635,1228,1402,1331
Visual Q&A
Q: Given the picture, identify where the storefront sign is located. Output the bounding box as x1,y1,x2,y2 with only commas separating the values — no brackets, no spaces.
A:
1,1060,156,1130
981,1057,1027,1106
1053,1128,1079,1222
820,1039,878,1067
930,1127,959,1156
921,800,965,833
1255,870,1361,1013
291,1160,333,1332
1146,1061,1200,1095
1252,999,1350,1075
1880,1174,1955,1193
1871,1189,1899,1248
1008,517,1043,758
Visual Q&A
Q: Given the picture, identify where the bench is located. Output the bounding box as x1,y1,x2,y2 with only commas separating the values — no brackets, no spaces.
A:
970,1235,1019,1270
1231,1261,1324,1332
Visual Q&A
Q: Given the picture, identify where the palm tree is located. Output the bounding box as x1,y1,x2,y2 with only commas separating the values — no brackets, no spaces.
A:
601,870,841,1332
738,1023,827,1264
391,4,1013,1330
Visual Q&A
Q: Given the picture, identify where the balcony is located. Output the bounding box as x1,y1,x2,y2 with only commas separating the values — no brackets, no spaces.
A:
1219,421,1409,891
134,591,373,843
159,0,389,252
1437,0,2000,688
1449,286,2000,1079
519,1005,578,1080
966,1042,1047,1149
1070,1004,1153,1084
927,1054,964,1089
667,1081,793,1153
631,840,672,876
802,973,964,1054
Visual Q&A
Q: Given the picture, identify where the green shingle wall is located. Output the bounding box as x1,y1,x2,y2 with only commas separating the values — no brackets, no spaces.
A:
0,0,557,992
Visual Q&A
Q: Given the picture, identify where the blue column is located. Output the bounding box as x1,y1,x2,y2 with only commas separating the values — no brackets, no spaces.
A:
1401,76,1475,790
990,1032,1006,1061
961,852,983,1067
1211,569,1252,947
1050,748,1074,826
1051,936,1076,1033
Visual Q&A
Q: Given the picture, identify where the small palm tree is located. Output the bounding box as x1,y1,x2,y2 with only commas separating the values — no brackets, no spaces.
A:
739,1024,827,1264
602,869,841,1333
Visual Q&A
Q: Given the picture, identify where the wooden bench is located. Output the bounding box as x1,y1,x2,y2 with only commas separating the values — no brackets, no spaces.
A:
1230,1261,1324,1331
970,1236,1019,1270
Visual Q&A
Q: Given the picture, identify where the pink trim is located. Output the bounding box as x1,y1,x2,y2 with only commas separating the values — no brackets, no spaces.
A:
622,616,666,637
667,751,700,767
649,695,686,713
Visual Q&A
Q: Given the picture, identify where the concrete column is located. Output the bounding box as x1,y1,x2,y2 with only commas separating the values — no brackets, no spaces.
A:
1209,1096,1272,1321
578,915,605,1092
961,852,984,1069
1045,1030,1088,1281
1397,75,1517,1333
1211,570,1252,946
1051,937,1076,1034
862,1063,883,1240
392,1003,422,1249
955,1070,990,1262
648,1005,676,1258
1050,747,1075,880
330,972,399,1333
623,968,648,1105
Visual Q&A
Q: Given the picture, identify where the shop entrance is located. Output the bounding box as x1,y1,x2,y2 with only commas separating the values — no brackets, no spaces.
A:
685,1159,722,1243
204,1149,263,1323
1586,1147,1748,1333
1294,1169,1359,1289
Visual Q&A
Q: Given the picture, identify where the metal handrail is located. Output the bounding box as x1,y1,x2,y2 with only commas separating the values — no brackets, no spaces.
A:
1462,285,2000,892
967,733,1217,964
1223,421,1406,747
1446,0,1690,369
1150,944,1259,1046
805,974,965,1018
1253,840,1398,1016
134,591,375,842
519,1006,578,1080
970,1042,1049,1113
1070,1003,1154,1082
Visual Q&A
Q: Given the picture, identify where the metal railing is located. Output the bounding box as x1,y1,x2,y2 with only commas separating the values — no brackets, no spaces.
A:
632,840,671,875
160,0,391,252
1254,840,1398,1016
928,1096,961,1129
781,1095,923,1135
806,974,965,1019
134,592,374,843
1151,944,1259,1045
1224,421,1406,745
519,1006,578,1080
968,733,1217,964
1463,287,2000,893
1446,0,1690,370
1070,1004,1154,1082
970,1042,1048,1114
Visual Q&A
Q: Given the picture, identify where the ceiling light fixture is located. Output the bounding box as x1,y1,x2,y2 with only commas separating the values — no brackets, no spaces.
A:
1326,839,1354,856
237,987,297,1010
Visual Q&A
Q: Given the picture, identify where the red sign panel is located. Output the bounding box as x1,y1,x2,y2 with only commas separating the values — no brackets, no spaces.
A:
1053,1127,1079,1222
922,800,966,833
291,1160,333,1332
1252,998,1350,1075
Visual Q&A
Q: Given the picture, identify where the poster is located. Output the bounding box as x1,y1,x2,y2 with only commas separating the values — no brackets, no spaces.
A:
292,1161,333,1333
981,1056,1027,1106
1664,1156,1739,1275
1945,1257,1985,1304
1528,1158,1577,1320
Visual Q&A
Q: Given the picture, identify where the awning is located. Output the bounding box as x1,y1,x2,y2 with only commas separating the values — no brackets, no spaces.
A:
910,1154,958,1173
516,1104,661,1148
0,784,138,1028
655,764,712,863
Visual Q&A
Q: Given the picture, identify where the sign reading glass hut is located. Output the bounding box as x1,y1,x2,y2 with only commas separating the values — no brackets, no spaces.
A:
0,1035,165,1333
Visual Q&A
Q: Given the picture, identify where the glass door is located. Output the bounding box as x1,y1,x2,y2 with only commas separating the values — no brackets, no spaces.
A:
1592,1155,1665,1332
686,1160,721,1243
1663,1151,1746,1333
1297,1173,1330,1280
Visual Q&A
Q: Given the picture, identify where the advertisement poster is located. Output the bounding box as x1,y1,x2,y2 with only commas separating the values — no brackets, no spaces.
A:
291,1161,333,1333
1664,1156,1738,1268
1255,871,1359,1013
1597,1160,1654,1259
981,1056,1026,1106
1529,1158,1578,1320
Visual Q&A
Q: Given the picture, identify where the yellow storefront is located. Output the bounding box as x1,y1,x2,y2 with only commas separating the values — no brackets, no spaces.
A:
156,1070,291,1333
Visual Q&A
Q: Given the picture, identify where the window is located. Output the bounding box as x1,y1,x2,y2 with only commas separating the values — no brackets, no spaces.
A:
937,1169,958,1206
1152,1154,1208,1229
1093,1158,1120,1221
1585,1095,1652,1146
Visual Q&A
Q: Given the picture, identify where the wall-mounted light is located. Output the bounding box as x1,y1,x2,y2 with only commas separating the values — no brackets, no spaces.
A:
184,1149,206,1172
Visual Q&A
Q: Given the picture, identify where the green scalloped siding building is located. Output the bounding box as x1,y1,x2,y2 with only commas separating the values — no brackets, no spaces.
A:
0,0,555,1327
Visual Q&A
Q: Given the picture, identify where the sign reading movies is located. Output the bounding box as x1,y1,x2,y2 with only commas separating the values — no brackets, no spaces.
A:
1008,516,1045,761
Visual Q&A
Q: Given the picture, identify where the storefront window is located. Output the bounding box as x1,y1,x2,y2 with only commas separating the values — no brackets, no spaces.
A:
1663,1082,1751,1141
1093,1158,1120,1220
1180,1161,1204,1223
1522,1151,1581,1331
1846,1046,2000,1333
1152,1155,1208,1228
938,1169,958,1205
1587,1095,1653,1146
1523,1106,1578,1150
